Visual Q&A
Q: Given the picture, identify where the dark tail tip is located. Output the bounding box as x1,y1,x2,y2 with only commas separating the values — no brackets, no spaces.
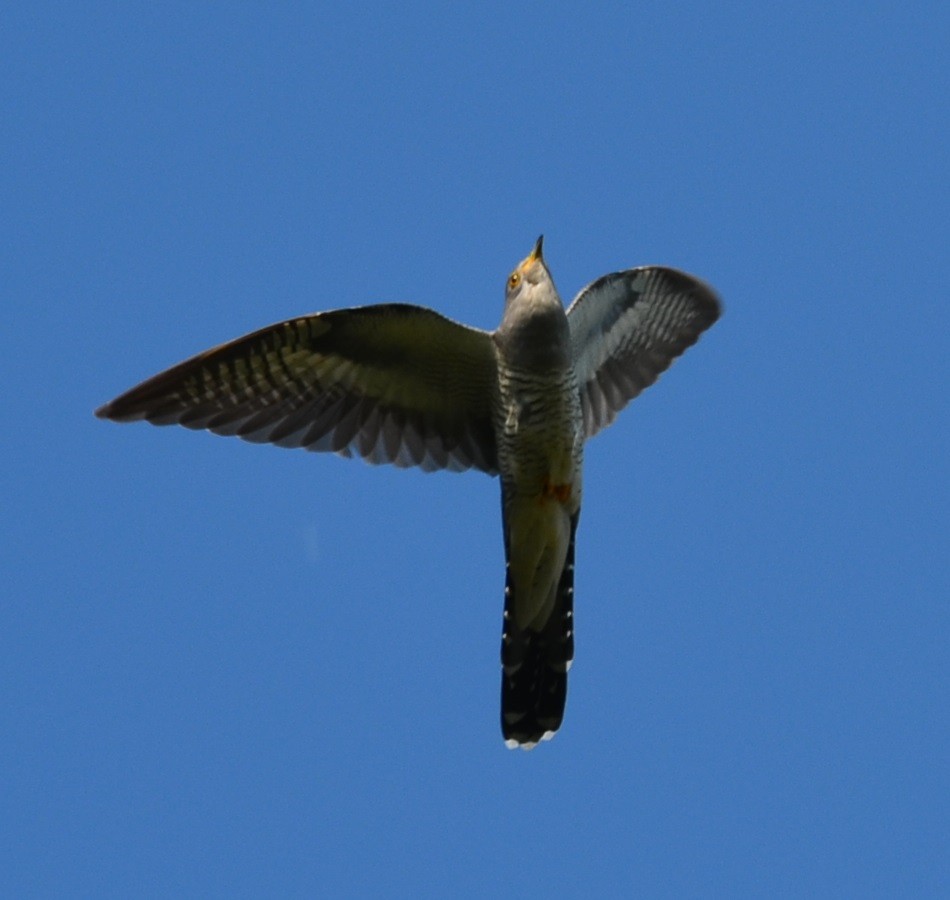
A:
501,631,569,749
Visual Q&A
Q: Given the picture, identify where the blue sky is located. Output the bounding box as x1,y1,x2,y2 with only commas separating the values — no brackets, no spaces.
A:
3,2,948,896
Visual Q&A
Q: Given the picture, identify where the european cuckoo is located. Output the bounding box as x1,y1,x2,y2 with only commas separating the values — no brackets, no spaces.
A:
96,237,720,748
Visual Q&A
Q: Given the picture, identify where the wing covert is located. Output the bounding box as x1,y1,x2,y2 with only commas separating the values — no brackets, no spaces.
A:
96,304,500,474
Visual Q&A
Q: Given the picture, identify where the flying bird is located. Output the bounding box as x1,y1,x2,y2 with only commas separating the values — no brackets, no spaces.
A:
96,237,720,748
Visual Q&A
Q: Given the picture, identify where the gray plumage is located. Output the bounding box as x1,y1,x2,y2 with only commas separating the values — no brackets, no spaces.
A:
96,236,720,749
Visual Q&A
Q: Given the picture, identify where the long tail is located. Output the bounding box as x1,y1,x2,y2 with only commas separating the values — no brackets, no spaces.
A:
500,511,578,749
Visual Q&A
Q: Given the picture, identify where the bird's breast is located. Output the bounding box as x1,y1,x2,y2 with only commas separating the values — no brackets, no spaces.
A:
495,364,583,511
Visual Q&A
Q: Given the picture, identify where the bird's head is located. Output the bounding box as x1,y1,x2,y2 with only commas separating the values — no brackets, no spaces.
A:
503,235,560,313
496,236,570,365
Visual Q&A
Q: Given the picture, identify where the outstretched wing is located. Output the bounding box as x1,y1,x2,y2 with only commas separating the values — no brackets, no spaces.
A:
96,304,500,474
566,267,721,438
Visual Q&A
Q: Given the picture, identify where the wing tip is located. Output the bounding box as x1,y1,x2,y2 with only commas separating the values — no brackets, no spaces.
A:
694,278,723,327
654,266,723,326
94,395,149,422
94,398,136,421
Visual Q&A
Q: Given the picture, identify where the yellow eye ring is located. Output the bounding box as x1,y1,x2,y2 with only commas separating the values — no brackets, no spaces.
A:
508,271,521,290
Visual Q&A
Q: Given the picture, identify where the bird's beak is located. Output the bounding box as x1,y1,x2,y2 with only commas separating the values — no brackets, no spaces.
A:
529,235,544,264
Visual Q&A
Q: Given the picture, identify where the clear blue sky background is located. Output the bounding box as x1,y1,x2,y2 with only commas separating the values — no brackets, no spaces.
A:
3,3,947,896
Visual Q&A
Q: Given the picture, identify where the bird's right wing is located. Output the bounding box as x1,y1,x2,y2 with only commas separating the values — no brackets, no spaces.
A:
96,304,500,474
566,267,721,438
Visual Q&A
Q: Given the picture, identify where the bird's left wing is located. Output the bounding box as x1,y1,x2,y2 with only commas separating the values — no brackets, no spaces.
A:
96,304,500,474
566,267,721,438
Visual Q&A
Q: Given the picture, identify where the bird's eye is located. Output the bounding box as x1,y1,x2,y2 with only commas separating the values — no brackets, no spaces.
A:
508,271,521,290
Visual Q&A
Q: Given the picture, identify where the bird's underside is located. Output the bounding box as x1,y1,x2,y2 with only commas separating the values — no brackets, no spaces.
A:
96,237,721,749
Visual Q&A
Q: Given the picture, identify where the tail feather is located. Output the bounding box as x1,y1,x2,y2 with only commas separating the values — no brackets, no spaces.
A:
500,512,578,748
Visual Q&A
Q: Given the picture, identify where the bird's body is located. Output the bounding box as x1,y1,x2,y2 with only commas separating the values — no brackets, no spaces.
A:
491,242,583,745
96,236,720,748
